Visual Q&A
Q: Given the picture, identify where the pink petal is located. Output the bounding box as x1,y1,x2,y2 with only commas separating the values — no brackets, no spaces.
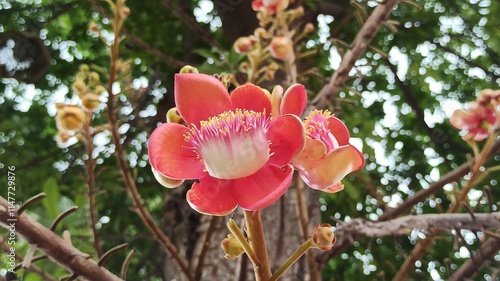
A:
175,74,232,125
327,116,350,145
267,114,305,166
292,137,326,171
231,84,271,116
231,164,293,210
280,84,307,117
187,176,238,216
152,167,184,188
299,145,364,191
271,85,283,117
148,123,206,179
322,183,344,193
450,109,474,130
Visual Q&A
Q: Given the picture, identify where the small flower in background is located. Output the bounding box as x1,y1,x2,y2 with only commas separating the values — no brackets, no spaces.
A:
148,73,305,216
450,89,500,141
292,110,364,193
252,0,291,14
55,103,86,132
269,36,294,62
233,36,256,54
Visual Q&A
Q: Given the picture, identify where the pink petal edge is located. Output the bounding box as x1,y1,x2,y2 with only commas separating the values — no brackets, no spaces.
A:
186,176,238,216
299,145,364,191
231,84,272,116
148,123,206,179
267,114,305,166
327,116,350,146
175,73,232,126
280,84,307,117
231,164,293,210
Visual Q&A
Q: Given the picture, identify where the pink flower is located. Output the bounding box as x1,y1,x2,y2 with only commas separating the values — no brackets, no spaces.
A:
450,102,498,141
270,84,308,118
252,0,290,14
292,110,365,192
148,74,305,216
269,36,294,62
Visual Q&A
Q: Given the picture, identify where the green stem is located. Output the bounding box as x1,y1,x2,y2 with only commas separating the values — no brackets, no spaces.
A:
244,210,272,281
270,239,314,281
227,219,260,266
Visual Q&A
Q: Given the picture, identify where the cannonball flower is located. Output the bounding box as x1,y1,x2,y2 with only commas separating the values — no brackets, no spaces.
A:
233,37,255,54
270,84,307,118
476,89,500,107
252,0,290,14
450,102,498,141
148,73,305,216
292,110,364,192
269,36,294,62
55,103,86,132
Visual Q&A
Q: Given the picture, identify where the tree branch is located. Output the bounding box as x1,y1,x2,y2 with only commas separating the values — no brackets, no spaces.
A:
308,0,401,112
334,212,500,239
157,0,225,51
448,235,500,281
0,196,122,281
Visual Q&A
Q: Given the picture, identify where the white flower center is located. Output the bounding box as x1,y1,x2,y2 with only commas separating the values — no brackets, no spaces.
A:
186,110,270,179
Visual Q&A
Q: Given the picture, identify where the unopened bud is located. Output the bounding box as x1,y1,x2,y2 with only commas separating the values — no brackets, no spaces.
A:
72,80,86,93
233,37,254,54
180,65,199,74
221,234,244,259
88,22,100,33
304,23,315,33
56,131,71,144
90,72,100,82
166,107,184,124
81,93,101,110
95,85,106,95
311,224,336,251
269,36,294,61
120,6,131,18
56,105,86,132
254,28,267,38
79,64,90,72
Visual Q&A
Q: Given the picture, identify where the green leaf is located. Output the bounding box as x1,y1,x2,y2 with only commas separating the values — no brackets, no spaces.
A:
42,177,61,220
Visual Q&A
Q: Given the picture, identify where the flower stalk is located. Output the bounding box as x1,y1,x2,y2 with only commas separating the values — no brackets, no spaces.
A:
244,210,272,281
269,239,314,281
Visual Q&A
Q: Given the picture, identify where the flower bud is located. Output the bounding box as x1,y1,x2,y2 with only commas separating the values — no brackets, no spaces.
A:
152,168,184,188
79,64,90,72
90,72,100,83
166,107,184,124
269,36,294,61
304,23,315,33
72,80,86,93
81,93,101,110
95,85,106,95
56,105,86,132
233,37,254,54
88,22,100,33
221,234,244,259
311,224,336,251
56,131,71,144
120,6,131,18
254,28,268,38
179,65,199,74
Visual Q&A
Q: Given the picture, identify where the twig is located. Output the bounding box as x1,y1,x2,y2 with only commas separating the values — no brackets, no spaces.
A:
84,114,103,258
448,236,500,281
121,249,136,280
104,3,195,280
294,175,319,281
17,193,46,215
157,0,224,51
0,196,123,281
98,243,129,266
51,206,79,231
308,0,401,113
195,216,219,281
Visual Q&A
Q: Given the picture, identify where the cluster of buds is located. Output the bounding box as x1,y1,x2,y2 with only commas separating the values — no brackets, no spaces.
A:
233,1,315,84
55,65,107,145
71,64,106,111
450,89,500,141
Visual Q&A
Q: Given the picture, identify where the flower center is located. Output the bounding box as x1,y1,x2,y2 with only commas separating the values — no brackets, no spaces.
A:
304,110,339,152
185,109,270,179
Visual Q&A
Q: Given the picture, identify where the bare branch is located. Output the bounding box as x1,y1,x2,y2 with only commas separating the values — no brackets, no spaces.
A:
334,212,500,240
448,236,500,281
0,196,122,281
309,0,402,112
157,0,225,51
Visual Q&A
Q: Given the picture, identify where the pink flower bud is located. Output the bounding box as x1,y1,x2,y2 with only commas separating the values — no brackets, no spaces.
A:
311,223,336,251
269,36,294,61
221,234,244,259
233,37,254,54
